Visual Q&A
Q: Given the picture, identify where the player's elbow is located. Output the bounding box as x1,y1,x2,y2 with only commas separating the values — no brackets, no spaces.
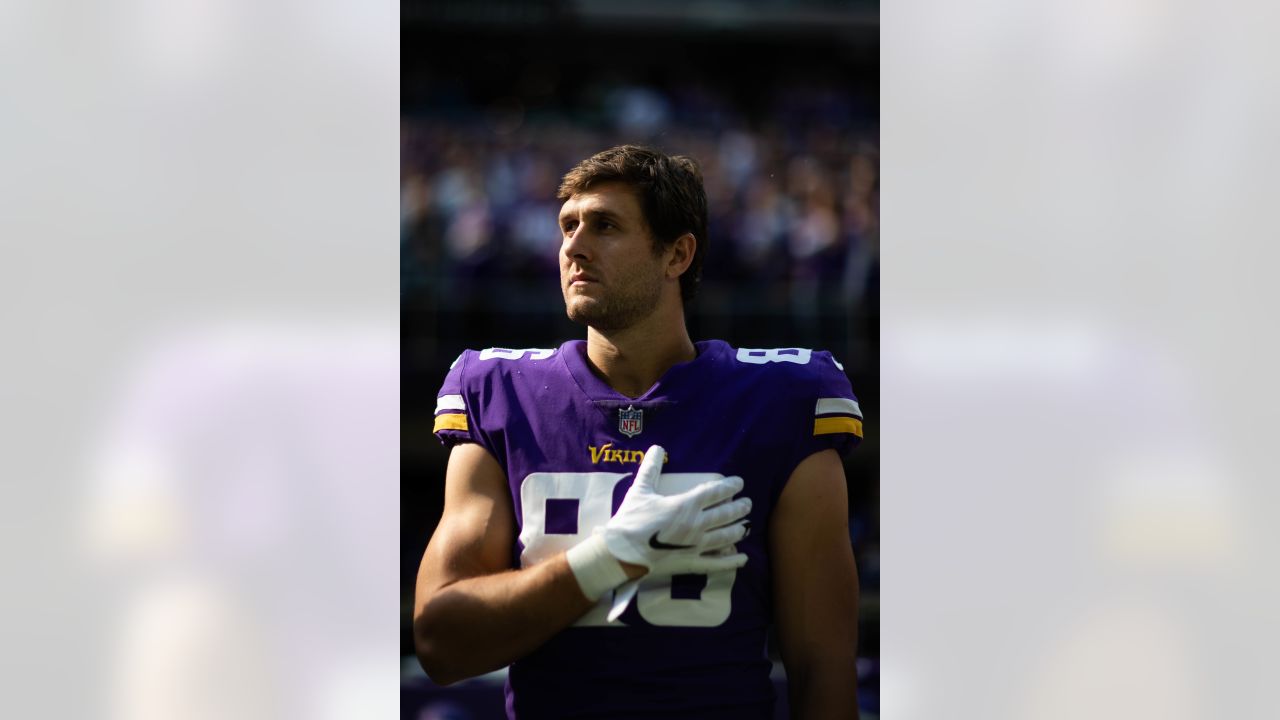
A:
413,618,453,685
413,603,469,686
415,647,465,687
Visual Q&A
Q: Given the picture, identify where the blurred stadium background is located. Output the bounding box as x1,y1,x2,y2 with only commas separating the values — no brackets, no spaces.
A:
401,1,880,718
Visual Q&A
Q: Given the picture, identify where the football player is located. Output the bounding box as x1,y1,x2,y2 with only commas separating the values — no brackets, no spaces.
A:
414,145,863,719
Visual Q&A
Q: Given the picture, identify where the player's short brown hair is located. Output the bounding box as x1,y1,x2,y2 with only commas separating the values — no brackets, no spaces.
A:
558,145,708,303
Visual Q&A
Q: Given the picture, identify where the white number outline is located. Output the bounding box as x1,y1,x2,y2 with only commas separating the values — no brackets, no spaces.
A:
735,347,813,365
479,347,555,361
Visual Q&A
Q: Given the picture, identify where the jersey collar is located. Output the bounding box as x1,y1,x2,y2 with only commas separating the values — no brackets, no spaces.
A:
558,339,725,406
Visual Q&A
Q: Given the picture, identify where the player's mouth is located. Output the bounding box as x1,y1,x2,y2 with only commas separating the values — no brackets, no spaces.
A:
569,272,600,287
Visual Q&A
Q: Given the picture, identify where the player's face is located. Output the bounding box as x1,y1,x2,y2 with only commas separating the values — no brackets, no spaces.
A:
559,183,667,331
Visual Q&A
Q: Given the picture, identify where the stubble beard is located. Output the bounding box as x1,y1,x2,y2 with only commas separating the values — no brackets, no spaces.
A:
565,272,665,333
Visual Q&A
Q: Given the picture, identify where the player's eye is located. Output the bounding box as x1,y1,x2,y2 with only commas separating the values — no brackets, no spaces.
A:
562,220,578,234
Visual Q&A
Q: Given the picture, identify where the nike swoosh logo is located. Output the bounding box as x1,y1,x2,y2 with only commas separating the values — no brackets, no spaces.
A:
648,532,695,550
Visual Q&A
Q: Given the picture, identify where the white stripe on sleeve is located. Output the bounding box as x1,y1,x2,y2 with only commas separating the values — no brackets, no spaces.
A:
816,397,862,417
435,394,465,413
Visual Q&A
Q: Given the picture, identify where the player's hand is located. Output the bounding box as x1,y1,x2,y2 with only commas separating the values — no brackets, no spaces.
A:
615,517,751,578
565,444,751,601
601,444,751,570
646,519,750,575
604,519,751,622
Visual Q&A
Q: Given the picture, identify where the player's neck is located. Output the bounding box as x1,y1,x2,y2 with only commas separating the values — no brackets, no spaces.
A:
585,310,695,399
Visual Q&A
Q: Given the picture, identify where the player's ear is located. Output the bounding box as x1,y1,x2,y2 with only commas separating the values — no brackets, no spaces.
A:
666,233,696,280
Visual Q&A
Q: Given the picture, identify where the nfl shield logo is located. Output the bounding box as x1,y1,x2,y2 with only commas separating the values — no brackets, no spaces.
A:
618,405,643,438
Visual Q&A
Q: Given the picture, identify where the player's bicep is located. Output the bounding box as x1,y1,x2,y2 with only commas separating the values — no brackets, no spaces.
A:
769,449,859,672
417,442,515,601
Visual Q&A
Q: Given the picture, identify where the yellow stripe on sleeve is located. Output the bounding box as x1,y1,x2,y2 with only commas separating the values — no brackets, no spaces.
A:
433,413,469,433
814,416,863,438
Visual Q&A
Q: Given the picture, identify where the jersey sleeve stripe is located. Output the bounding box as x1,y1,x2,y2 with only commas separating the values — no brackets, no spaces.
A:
433,413,469,433
435,394,465,413
815,397,862,417
814,416,863,438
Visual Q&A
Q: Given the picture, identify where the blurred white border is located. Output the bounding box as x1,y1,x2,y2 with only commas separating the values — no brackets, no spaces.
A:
6,0,1279,715
0,0,398,716
884,0,1277,717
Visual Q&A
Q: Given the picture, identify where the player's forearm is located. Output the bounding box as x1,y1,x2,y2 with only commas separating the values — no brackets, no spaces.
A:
414,552,595,685
786,661,860,720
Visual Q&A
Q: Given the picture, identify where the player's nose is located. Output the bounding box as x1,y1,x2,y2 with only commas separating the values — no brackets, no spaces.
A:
561,223,592,262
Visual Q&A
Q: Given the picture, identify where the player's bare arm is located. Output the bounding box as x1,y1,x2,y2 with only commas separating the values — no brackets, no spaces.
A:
413,442,603,685
770,449,861,719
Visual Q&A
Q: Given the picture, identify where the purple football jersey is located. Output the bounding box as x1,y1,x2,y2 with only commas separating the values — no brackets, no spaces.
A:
433,339,862,720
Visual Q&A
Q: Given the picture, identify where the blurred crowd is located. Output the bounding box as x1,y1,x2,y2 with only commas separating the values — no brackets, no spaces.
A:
401,82,879,325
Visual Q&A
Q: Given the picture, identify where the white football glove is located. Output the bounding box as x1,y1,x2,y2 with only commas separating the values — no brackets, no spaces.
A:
603,444,751,568
605,520,750,622
566,444,752,601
